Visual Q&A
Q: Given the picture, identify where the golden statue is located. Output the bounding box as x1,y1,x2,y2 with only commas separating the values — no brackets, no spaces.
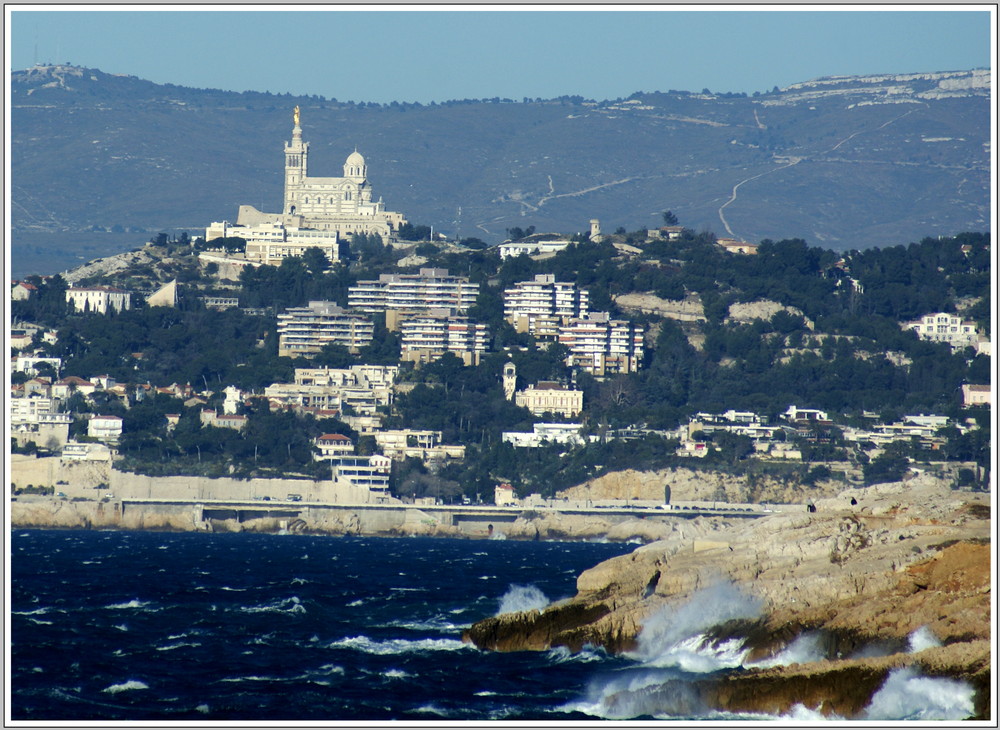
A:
293,105,300,127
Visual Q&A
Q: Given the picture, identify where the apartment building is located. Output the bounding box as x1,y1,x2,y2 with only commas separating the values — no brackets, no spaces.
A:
10,394,72,448
504,274,589,336
348,268,478,313
398,309,489,367
328,454,392,498
277,301,374,358
557,312,644,376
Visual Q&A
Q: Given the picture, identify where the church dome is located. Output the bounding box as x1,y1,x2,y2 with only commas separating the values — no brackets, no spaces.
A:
344,150,367,179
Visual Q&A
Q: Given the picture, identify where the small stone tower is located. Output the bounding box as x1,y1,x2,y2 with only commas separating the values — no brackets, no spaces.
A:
589,219,602,242
502,361,517,401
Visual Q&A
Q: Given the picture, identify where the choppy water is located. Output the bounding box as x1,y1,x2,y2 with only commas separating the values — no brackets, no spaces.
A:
10,530,976,721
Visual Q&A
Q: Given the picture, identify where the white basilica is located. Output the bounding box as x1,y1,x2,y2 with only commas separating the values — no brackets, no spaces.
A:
207,107,407,265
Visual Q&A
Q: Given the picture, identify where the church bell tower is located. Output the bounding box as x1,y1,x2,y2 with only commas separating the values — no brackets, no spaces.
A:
284,106,309,214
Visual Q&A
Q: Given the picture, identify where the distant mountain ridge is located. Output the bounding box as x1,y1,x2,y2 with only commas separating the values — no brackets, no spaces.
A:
10,64,990,264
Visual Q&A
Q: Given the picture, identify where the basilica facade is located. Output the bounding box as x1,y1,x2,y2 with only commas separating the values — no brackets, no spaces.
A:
212,107,407,258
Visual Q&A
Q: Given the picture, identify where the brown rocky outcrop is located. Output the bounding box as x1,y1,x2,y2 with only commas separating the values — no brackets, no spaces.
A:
557,465,845,505
463,476,992,719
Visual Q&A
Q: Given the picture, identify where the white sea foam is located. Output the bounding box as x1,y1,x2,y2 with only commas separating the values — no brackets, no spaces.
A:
747,631,825,668
155,641,202,652
383,669,411,679
908,625,942,653
240,596,306,614
195,704,210,713
347,598,366,607
546,645,607,664
102,680,149,693
496,584,549,615
104,599,153,610
566,584,765,719
629,582,761,665
327,635,471,655
863,667,975,720
13,607,52,616
384,616,470,632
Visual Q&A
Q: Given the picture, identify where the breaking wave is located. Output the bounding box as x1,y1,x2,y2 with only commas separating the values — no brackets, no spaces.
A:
327,635,472,655
238,596,306,614
863,667,975,720
907,625,942,653
496,584,549,615
102,680,149,694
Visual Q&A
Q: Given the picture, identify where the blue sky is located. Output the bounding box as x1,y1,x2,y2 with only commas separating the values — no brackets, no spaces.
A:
5,6,994,103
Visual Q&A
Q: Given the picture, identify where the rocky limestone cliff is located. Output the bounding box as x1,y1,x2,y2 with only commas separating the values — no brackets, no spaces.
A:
464,476,992,718
557,465,844,505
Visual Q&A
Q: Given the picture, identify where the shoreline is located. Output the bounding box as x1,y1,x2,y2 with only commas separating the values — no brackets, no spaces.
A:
9,495,749,543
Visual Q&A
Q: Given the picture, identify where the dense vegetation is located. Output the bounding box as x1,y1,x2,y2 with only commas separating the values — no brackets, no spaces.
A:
12,229,991,496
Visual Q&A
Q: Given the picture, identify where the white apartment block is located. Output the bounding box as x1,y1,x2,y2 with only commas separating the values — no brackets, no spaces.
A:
348,268,479,313
277,301,374,358
328,454,392,497
557,312,644,376
10,395,72,448
398,309,489,367
373,429,466,463
66,286,132,314
902,312,980,350
515,382,584,417
504,274,589,335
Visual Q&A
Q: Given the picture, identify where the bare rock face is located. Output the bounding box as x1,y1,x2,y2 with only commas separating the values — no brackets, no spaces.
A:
463,477,992,718
557,466,843,505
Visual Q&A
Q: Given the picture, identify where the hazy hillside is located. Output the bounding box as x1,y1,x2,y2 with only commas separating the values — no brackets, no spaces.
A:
10,65,990,275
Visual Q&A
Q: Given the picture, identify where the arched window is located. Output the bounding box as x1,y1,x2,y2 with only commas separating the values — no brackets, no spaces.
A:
344,191,352,201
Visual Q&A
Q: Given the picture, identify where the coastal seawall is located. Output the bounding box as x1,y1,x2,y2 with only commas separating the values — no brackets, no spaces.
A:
9,495,745,542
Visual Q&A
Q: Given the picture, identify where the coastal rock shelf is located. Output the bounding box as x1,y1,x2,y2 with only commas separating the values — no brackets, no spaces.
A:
462,476,992,719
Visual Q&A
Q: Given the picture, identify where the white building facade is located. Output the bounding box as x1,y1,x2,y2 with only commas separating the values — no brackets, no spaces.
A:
277,301,375,358
504,274,589,335
557,312,644,375
902,313,981,350
348,268,479,313
398,310,489,367
66,286,131,314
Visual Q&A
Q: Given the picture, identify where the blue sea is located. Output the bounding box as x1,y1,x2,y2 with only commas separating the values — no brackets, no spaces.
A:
10,530,977,723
